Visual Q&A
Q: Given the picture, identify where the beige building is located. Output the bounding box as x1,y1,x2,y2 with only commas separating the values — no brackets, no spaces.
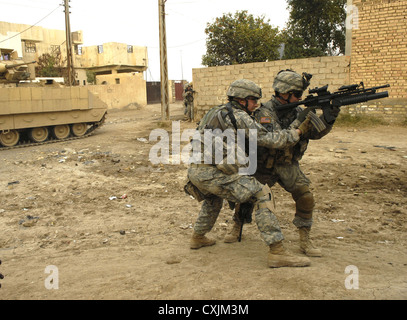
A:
0,21,149,108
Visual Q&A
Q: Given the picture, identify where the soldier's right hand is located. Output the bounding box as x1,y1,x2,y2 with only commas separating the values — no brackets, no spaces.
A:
297,115,313,135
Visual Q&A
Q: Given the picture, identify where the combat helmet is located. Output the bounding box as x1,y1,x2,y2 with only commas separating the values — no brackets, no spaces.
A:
272,69,312,94
227,79,262,99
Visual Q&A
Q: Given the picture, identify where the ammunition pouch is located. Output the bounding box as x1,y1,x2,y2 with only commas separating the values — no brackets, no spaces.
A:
184,180,205,202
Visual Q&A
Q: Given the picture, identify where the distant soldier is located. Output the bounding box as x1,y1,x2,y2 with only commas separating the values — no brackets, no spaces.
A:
185,79,316,268
183,83,195,121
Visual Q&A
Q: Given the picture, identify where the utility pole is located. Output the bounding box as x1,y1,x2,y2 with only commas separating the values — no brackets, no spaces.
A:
158,0,169,120
64,0,75,86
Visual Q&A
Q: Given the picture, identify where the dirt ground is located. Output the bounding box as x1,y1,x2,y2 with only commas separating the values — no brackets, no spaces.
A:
0,102,406,301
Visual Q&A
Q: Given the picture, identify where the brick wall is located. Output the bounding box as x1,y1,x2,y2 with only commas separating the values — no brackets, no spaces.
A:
192,56,350,120
351,0,407,98
347,0,407,119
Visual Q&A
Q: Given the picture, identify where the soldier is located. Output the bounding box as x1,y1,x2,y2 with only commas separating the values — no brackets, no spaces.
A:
226,69,339,257
185,79,317,268
183,82,195,121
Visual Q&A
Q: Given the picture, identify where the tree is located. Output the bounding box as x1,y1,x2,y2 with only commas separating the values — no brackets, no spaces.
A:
35,51,65,78
86,70,96,84
283,0,346,59
202,11,282,67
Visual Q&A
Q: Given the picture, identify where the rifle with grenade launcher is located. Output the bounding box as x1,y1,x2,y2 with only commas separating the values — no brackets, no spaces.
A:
275,82,390,124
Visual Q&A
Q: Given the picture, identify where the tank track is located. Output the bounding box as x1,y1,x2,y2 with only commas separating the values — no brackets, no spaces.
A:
0,115,106,151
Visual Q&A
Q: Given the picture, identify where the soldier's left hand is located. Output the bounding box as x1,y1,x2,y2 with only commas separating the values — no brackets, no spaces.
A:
323,106,340,123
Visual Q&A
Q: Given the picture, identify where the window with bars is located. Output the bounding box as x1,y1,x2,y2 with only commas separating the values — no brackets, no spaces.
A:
25,41,36,53
51,45,61,54
75,45,83,55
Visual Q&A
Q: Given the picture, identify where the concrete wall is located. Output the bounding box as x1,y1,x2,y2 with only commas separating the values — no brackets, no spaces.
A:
192,56,350,120
90,72,147,109
76,42,148,71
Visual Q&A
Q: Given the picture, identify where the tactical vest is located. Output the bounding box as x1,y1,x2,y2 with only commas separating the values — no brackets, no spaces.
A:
257,104,309,167
197,102,238,131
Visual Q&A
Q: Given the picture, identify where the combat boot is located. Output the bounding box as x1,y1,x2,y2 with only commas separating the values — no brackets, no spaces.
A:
268,241,311,268
298,227,322,257
224,222,242,243
190,232,216,249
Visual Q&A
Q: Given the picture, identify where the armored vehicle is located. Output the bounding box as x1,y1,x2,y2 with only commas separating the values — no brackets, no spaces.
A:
0,60,107,148
0,60,36,83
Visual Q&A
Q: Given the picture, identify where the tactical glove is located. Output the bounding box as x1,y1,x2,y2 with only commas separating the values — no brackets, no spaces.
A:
297,107,312,122
323,106,340,124
297,116,313,135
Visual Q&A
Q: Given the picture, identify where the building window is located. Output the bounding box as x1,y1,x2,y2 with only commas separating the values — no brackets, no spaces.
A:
127,45,133,53
25,41,36,53
115,78,120,84
98,45,103,54
75,45,83,55
51,45,60,55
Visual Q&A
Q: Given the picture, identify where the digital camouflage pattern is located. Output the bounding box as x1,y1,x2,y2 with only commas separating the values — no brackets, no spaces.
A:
226,79,262,99
190,100,300,168
253,96,333,228
188,99,302,245
272,70,309,93
188,165,284,244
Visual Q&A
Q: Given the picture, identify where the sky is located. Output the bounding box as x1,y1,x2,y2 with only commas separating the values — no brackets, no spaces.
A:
0,0,290,82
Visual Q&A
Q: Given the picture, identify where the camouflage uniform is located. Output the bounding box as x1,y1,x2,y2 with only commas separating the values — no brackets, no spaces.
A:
253,96,333,228
183,84,194,121
187,79,302,246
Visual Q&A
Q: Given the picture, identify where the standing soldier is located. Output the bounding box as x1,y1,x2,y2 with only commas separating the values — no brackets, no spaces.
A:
183,82,195,121
185,79,317,268
244,69,339,257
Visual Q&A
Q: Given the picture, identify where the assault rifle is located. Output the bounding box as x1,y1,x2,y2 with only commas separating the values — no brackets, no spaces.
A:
275,82,390,124
228,202,254,242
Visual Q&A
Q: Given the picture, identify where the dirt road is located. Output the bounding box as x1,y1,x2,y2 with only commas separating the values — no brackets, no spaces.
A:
0,103,406,300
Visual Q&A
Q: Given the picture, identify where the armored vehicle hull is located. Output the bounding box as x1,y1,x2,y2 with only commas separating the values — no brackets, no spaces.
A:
0,86,107,148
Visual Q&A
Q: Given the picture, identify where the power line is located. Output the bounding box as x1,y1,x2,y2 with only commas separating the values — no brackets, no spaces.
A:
0,4,62,44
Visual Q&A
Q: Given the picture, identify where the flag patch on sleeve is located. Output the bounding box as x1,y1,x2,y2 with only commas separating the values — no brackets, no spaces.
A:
260,117,271,124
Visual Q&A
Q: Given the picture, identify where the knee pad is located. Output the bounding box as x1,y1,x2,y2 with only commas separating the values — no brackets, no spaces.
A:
292,186,314,219
297,191,315,212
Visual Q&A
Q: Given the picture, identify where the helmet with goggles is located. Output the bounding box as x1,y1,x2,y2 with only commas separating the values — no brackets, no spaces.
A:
272,69,312,96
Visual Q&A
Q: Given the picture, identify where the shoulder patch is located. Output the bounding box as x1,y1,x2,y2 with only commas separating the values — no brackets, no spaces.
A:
260,117,271,124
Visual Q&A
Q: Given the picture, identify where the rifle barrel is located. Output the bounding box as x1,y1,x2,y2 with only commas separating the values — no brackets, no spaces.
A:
333,91,389,107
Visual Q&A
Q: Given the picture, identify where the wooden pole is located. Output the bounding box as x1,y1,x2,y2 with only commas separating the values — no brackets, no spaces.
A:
158,0,169,120
64,0,75,86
